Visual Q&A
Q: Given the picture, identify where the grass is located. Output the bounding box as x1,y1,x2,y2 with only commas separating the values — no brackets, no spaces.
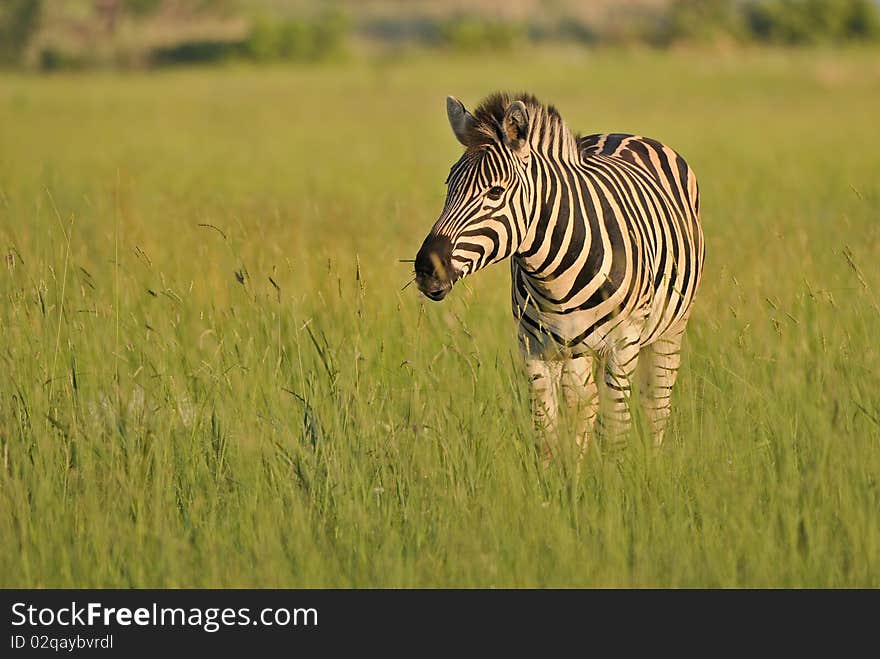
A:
0,47,878,587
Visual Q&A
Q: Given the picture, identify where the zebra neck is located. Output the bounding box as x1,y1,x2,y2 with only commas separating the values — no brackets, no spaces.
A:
525,108,581,162
515,159,586,282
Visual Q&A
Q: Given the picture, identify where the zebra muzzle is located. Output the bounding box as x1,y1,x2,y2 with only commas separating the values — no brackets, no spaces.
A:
415,235,456,301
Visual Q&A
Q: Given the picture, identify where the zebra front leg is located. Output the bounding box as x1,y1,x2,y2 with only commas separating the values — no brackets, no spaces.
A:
642,328,685,447
599,337,641,445
560,354,598,453
525,357,562,464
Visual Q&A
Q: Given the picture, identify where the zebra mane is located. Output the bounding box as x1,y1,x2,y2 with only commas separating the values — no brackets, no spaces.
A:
462,92,574,151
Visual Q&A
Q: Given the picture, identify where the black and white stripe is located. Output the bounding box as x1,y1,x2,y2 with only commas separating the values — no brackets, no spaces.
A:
415,93,704,454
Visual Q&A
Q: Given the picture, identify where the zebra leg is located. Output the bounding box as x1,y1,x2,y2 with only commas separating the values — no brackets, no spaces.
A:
599,336,641,445
642,328,685,447
560,354,598,453
525,357,562,464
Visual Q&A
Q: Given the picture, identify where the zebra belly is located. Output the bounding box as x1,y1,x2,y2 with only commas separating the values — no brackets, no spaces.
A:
515,304,651,359
516,265,693,356
512,262,654,358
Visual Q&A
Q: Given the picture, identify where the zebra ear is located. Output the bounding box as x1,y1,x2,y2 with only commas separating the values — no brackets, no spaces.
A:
447,96,476,146
502,101,529,155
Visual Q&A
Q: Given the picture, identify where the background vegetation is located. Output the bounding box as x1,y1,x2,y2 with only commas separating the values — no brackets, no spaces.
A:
2,0,880,70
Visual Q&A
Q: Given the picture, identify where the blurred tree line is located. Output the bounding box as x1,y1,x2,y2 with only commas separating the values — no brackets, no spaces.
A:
1,0,879,71
657,0,880,45
1,0,348,70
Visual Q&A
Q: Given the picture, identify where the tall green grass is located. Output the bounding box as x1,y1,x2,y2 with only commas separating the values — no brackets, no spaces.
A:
1,48,878,586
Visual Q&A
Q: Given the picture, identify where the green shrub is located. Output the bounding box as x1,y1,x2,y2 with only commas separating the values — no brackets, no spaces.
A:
37,47,93,72
123,0,163,18
438,15,525,52
244,17,282,61
0,0,42,66
310,9,348,60
656,0,748,45
842,0,880,39
744,0,880,44
278,20,316,60
243,10,348,63
151,40,240,67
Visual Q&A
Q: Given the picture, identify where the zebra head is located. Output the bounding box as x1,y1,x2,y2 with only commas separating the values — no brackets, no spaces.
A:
415,94,534,301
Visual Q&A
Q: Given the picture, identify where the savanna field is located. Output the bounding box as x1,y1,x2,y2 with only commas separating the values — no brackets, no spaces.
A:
0,48,878,587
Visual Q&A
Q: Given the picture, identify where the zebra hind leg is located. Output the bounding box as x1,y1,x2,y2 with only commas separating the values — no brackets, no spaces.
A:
559,354,598,454
525,357,563,465
641,328,685,447
598,335,641,447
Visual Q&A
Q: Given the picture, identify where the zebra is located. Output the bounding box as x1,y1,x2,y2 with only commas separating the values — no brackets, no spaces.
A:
414,92,704,457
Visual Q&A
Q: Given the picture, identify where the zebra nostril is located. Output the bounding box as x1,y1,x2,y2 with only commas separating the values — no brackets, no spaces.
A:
415,235,454,282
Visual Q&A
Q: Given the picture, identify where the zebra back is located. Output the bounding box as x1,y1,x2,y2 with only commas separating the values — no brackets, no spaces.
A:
579,133,701,229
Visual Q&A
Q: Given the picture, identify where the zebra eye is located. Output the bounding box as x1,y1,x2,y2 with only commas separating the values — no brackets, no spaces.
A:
487,186,505,200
